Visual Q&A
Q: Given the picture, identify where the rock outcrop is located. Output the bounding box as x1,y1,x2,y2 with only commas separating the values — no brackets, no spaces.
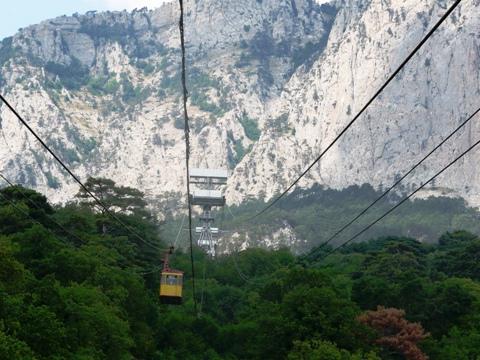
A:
0,0,478,221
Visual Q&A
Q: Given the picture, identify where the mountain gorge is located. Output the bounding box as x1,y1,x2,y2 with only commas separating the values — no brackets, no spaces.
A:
0,0,479,224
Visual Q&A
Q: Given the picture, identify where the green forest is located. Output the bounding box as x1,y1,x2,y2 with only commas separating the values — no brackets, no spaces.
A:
208,184,480,253
1,180,480,359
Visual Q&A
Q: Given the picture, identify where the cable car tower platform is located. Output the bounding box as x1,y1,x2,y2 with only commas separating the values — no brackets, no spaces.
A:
189,168,228,257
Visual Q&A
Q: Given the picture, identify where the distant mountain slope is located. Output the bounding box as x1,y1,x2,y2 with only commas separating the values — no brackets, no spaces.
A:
161,185,480,254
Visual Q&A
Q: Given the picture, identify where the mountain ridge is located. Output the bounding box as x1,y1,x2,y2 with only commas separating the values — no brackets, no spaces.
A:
0,0,478,219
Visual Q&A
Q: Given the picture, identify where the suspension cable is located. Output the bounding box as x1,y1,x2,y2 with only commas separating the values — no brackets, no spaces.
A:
0,94,163,252
248,0,462,222
224,206,270,284
313,105,480,252
138,213,188,276
0,188,140,275
178,0,198,314
318,135,480,261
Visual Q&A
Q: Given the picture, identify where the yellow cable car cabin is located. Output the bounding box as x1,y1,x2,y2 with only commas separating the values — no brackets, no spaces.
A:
159,247,183,305
159,269,183,304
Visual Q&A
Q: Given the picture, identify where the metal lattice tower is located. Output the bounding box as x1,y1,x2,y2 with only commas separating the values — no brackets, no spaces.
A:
189,169,228,257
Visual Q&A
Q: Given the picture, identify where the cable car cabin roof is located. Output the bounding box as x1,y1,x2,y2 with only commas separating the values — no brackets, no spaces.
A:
190,190,226,206
190,168,228,180
189,168,228,184
161,269,183,275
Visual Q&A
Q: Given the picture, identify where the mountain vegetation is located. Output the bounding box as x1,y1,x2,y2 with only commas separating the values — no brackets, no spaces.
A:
2,0,478,215
174,184,480,253
1,182,480,359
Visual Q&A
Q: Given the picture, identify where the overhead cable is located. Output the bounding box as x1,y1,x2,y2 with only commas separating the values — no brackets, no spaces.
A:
0,94,162,251
178,0,198,314
249,0,462,221
313,105,480,252
318,134,480,261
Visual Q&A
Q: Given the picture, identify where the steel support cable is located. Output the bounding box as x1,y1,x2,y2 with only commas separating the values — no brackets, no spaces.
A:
178,0,198,314
318,136,480,261
223,207,252,282
312,106,480,253
0,95,163,252
0,176,164,275
248,0,463,222
173,213,187,248
224,206,268,285
1,173,174,276
138,213,188,276
198,257,208,317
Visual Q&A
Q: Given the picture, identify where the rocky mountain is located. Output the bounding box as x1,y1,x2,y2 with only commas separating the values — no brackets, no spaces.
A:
230,0,480,208
0,0,479,222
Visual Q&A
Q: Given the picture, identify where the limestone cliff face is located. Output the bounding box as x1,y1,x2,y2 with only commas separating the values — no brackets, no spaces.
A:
0,0,478,223
227,0,480,207
0,0,335,216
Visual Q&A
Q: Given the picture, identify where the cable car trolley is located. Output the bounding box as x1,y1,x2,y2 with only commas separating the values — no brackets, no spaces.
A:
159,247,184,305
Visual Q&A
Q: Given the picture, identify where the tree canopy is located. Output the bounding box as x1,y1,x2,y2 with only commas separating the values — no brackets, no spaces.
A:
1,184,480,359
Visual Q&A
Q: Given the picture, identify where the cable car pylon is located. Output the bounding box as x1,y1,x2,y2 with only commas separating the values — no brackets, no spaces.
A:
189,168,228,257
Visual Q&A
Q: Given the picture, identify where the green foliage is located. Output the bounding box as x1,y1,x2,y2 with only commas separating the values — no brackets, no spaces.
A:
268,113,291,134
219,184,480,252
160,70,181,94
292,36,330,70
0,37,16,68
239,113,261,141
160,68,230,117
234,140,246,162
87,75,119,95
434,231,480,280
47,137,81,165
75,177,148,216
45,57,89,90
120,74,150,104
0,330,35,360
79,22,130,44
188,69,229,116
174,117,184,130
288,339,380,360
136,60,155,75
226,130,252,167
63,124,97,157
2,184,480,359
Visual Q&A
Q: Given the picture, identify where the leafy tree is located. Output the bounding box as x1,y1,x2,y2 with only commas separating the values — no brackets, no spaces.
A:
0,330,35,360
427,327,480,360
2,185,480,359
76,177,147,215
288,339,380,360
358,307,429,360
434,239,480,280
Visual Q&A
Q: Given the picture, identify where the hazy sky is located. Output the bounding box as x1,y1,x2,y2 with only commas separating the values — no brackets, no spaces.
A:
0,0,169,40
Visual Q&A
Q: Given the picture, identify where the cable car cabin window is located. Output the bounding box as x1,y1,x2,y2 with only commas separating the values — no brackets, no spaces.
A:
159,272,183,305
161,274,182,285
